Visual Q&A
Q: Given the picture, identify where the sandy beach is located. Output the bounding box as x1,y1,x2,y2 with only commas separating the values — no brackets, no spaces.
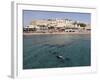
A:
23,32,90,35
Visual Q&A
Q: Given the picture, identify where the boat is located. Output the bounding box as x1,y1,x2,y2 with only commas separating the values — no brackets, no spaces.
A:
56,55,65,60
56,55,70,61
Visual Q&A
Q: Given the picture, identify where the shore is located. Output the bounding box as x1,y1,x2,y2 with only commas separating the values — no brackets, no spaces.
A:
23,32,90,35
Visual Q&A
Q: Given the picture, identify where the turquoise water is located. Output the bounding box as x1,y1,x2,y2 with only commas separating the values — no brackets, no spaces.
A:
23,34,91,69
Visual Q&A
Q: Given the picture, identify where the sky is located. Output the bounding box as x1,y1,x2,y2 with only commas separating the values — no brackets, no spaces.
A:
23,10,91,27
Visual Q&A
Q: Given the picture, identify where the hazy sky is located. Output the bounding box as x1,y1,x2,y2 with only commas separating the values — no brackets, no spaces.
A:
23,10,91,27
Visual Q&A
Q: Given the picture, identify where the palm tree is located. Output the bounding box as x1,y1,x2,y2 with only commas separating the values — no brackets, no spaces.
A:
73,21,77,27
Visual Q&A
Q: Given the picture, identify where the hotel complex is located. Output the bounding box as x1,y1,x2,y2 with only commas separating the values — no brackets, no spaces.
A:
23,19,90,33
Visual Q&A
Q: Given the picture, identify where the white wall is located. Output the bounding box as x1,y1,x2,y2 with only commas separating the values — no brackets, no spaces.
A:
0,0,100,80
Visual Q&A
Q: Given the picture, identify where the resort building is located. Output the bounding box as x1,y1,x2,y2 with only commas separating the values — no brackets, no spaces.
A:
24,19,91,33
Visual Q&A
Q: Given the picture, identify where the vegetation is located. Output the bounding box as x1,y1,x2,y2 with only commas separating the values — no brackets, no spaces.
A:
78,23,86,27
48,26,55,29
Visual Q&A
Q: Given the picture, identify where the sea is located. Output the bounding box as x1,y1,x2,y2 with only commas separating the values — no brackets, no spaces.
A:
23,34,91,69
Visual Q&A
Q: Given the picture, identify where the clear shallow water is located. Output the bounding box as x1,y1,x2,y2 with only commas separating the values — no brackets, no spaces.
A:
23,34,91,69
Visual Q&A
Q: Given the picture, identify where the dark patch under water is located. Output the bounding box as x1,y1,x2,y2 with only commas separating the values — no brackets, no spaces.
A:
23,34,91,69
